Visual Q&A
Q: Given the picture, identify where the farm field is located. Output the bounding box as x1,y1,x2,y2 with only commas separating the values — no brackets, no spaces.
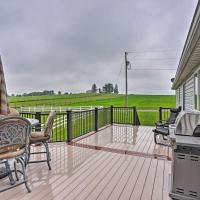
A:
10,93,176,133
9,93,176,110
15,93,176,141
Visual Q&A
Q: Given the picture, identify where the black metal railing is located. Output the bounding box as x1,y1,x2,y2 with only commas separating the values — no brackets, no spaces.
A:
20,106,141,143
70,109,95,141
98,107,111,129
20,111,67,142
158,107,171,122
112,106,140,125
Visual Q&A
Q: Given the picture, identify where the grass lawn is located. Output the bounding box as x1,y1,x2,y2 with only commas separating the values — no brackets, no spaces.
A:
9,93,175,110
14,93,175,139
137,111,159,126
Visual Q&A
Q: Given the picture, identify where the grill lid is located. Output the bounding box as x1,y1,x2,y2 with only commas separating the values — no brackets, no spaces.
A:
175,111,200,136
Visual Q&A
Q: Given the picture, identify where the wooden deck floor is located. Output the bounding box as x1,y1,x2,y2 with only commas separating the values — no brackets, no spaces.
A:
0,125,171,200
74,125,171,159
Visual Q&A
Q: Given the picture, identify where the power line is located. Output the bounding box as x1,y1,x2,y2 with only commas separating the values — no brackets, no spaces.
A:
132,58,178,61
115,56,125,84
125,49,182,54
130,67,176,70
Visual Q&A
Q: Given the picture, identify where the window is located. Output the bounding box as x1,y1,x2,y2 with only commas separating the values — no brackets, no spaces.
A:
194,72,200,110
183,83,185,111
178,88,181,105
176,88,181,106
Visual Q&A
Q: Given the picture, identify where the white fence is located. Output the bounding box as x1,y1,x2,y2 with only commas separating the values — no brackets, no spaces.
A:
19,106,103,113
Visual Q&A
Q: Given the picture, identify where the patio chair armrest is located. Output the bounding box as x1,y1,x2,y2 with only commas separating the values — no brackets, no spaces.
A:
163,122,170,127
155,121,163,127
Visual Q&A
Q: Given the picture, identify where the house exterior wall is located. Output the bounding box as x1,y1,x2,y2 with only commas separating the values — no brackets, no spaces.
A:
176,85,184,108
172,3,200,111
172,2,200,90
185,76,194,111
176,75,194,111
180,85,184,109
176,88,180,107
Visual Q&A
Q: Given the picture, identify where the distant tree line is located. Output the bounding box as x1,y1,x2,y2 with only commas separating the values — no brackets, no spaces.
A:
10,84,119,97
89,83,119,94
13,90,55,97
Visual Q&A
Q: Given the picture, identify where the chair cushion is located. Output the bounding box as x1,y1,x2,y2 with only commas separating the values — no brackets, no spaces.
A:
156,121,164,127
0,144,25,160
170,107,181,113
31,131,45,138
30,131,50,143
153,127,169,136
8,108,20,117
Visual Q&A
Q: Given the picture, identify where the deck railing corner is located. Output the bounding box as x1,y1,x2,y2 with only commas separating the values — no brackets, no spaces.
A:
67,110,72,143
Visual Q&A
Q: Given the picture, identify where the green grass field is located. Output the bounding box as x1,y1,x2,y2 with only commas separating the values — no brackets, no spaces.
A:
10,93,175,131
9,93,175,110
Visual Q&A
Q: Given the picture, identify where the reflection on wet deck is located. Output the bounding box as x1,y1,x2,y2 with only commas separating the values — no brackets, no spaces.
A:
75,125,171,159
0,126,171,200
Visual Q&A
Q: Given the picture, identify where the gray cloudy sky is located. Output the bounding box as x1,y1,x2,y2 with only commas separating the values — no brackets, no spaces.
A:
0,0,198,95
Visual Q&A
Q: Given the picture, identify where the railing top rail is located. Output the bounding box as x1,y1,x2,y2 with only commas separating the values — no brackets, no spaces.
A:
20,111,66,116
19,112,37,115
159,107,171,110
97,107,110,111
113,106,135,108
72,109,95,114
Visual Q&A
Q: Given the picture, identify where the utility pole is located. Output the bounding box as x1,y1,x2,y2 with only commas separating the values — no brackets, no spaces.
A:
125,52,128,107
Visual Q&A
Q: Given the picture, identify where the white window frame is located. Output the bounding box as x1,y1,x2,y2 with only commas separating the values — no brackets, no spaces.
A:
183,83,185,111
193,68,200,111
194,73,198,110
178,88,181,105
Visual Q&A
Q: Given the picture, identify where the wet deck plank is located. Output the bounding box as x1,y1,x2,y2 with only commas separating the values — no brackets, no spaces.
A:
0,126,171,200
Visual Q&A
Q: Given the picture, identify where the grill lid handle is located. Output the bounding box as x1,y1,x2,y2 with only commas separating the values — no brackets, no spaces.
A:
193,125,200,137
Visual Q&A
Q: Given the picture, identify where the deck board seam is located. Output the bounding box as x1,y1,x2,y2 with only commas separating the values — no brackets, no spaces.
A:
27,151,111,200
60,154,119,200
106,156,140,200
136,127,153,153
128,158,147,200
88,157,127,200
150,159,159,200
90,156,129,200
162,160,166,200
40,152,113,200
26,148,106,199
117,157,145,200
74,154,124,200
0,145,70,200
96,155,136,200
70,142,171,161
138,158,153,200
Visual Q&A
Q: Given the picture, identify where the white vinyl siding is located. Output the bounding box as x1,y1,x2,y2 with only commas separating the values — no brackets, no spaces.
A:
180,85,183,108
176,88,180,107
194,73,199,109
184,76,194,111
176,85,183,108
175,67,200,111
176,89,179,107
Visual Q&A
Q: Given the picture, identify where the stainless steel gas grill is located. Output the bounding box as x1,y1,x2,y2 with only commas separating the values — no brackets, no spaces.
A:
169,112,200,200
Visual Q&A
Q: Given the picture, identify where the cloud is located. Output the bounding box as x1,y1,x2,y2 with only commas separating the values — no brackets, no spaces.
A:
0,0,198,95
